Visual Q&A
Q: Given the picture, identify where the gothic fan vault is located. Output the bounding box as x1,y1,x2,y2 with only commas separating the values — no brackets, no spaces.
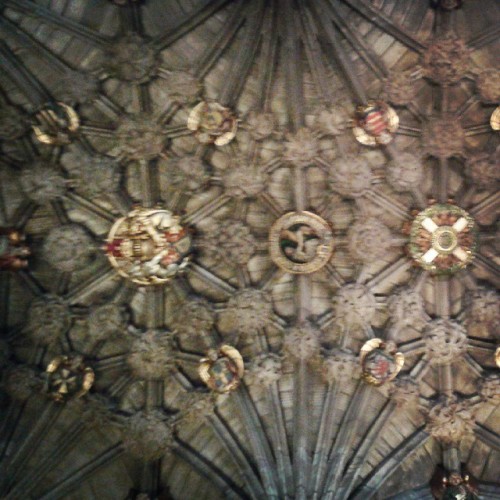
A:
0,0,498,499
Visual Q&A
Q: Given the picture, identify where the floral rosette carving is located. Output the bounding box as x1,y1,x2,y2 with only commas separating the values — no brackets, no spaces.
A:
387,287,429,331
426,395,475,444
347,218,394,263
187,101,238,146
20,160,66,204
329,154,373,198
170,298,216,340
283,324,322,362
322,348,359,383
386,151,424,193
25,295,72,346
105,207,192,285
105,33,159,83
127,330,176,380
224,289,273,334
382,70,419,106
121,410,174,461
423,319,468,364
333,284,377,330
246,352,283,388
465,288,499,336
42,224,95,272
423,35,471,85
283,128,320,165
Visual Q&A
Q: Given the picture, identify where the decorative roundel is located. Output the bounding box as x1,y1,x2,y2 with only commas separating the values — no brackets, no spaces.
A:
408,204,477,274
45,355,94,403
269,211,334,274
32,102,79,145
198,345,244,393
187,101,238,146
353,101,399,146
105,207,192,286
360,338,404,387
491,106,500,131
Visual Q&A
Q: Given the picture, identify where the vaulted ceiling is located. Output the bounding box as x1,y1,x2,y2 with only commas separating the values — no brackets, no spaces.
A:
0,1,499,499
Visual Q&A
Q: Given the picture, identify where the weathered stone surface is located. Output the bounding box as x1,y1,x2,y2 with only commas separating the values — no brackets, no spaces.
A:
246,352,283,387
386,152,424,192
20,160,66,204
347,218,393,263
283,128,319,165
283,324,322,361
224,289,273,334
329,154,373,198
333,284,377,329
423,319,468,365
322,348,359,383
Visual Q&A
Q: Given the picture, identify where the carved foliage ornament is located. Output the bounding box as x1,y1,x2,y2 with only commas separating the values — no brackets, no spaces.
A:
333,284,377,329
353,101,399,146
329,154,373,198
32,102,79,146
0,228,30,271
105,207,192,285
348,217,394,263
408,204,477,274
269,211,334,274
224,288,273,333
360,339,404,386
187,101,238,146
45,355,94,403
199,345,244,393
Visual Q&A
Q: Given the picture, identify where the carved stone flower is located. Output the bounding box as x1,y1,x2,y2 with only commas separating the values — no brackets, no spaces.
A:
122,410,174,461
423,319,468,365
222,164,265,199
383,70,418,106
476,69,500,104
246,111,277,141
465,288,499,336
3,365,42,401
423,118,465,158
322,348,359,383
315,107,349,136
386,152,424,193
329,154,373,198
198,221,257,266
225,289,273,334
333,284,377,329
347,218,394,263
20,160,66,204
105,33,159,83
163,155,210,193
161,70,201,104
114,114,167,161
283,324,322,361
25,295,72,346
0,104,30,140
61,149,121,197
87,304,129,343
426,395,475,444
42,224,95,272
170,298,215,339
423,35,471,85
127,330,176,380
466,152,500,189
283,128,319,165
387,288,428,330
246,352,283,387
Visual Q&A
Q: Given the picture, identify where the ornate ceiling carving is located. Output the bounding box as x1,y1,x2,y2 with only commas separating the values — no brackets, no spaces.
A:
0,0,498,499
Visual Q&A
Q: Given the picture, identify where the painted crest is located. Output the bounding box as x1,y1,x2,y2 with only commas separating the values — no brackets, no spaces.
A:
46,355,94,402
408,203,477,274
32,102,79,145
187,101,238,146
198,345,244,393
360,338,404,386
491,106,500,131
105,207,192,286
269,211,334,274
0,228,30,271
353,101,399,146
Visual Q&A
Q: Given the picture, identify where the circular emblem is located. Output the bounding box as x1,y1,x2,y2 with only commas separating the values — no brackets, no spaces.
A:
269,211,334,274
105,207,192,285
360,338,404,386
491,106,500,131
353,101,399,146
32,102,80,145
408,204,477,274
198,345,244,393
46,355,94,402
187,101,238,146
